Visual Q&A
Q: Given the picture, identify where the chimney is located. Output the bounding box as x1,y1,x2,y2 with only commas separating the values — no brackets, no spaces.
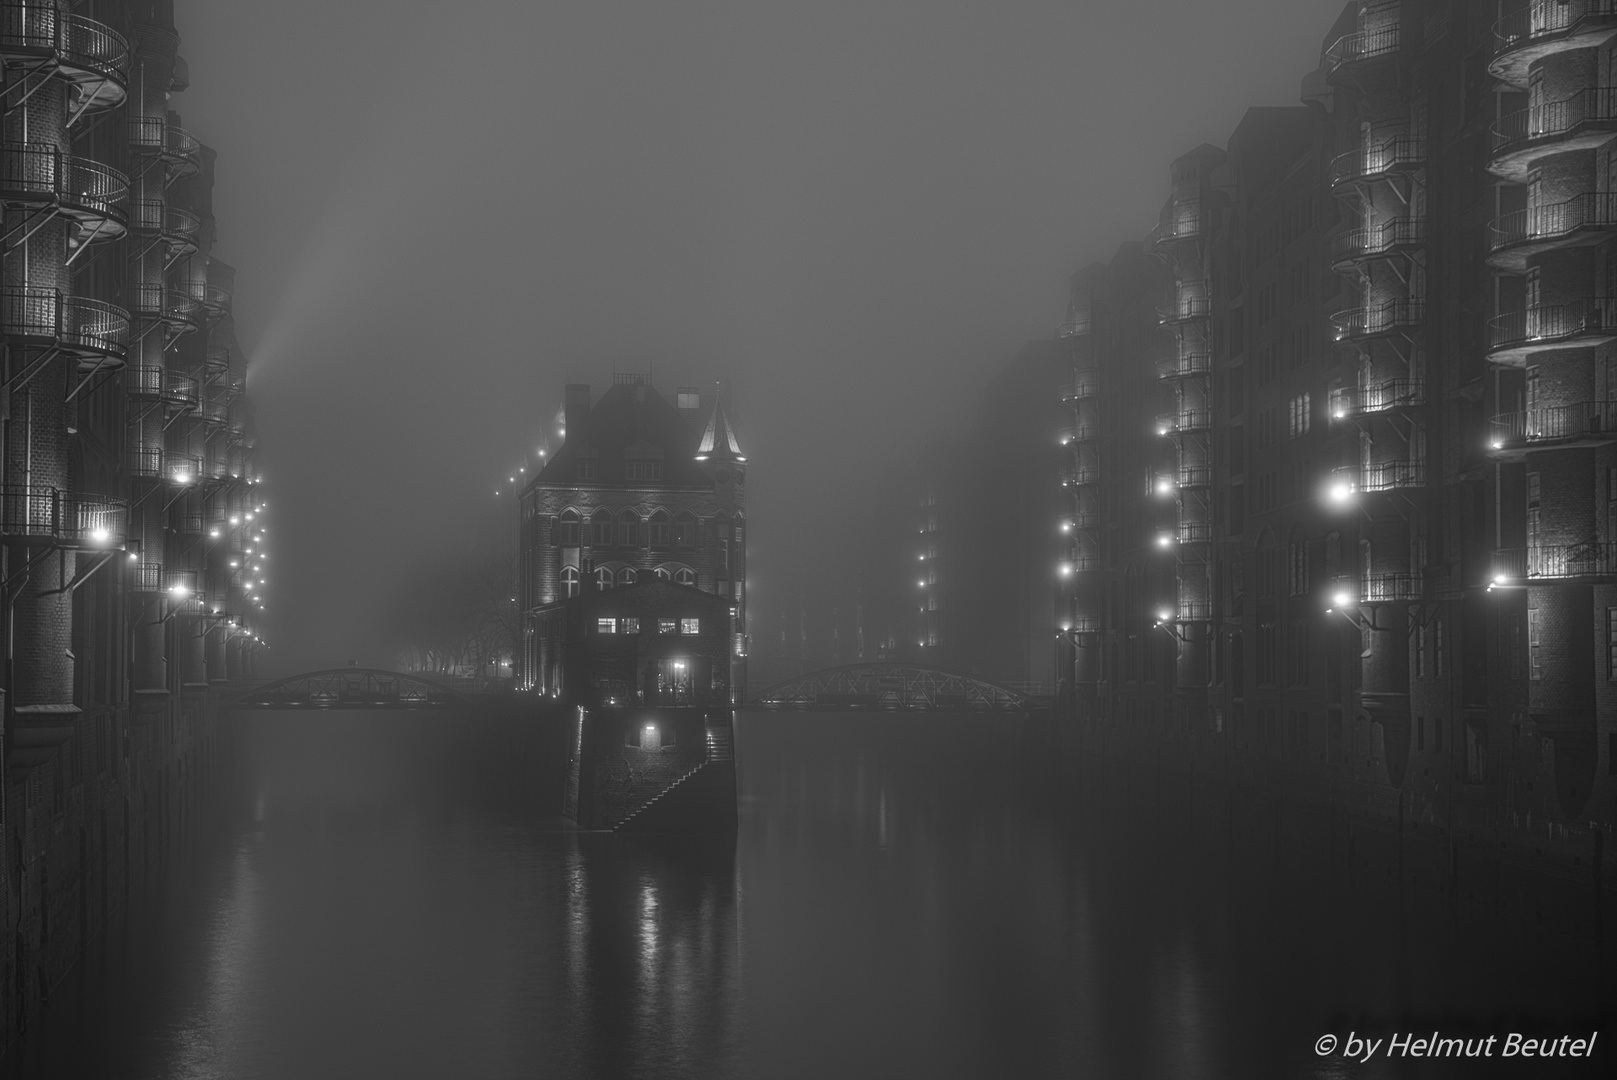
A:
564,384,590,444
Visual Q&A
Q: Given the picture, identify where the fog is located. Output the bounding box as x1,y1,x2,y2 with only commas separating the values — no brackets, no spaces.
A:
173,0,1347,673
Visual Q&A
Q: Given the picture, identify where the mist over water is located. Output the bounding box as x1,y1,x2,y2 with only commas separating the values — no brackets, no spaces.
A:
8,714,1605,1080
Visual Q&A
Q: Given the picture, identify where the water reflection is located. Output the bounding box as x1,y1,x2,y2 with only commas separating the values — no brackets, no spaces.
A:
4,711,1610,1080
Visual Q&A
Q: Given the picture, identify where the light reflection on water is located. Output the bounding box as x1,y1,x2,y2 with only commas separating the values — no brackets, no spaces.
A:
5,711,1609,1080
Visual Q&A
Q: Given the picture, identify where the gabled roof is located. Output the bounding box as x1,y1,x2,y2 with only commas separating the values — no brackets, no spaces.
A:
696,398,744,462
533,382,713,488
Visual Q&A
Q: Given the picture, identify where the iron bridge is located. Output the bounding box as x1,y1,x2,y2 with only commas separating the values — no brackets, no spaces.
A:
750,664,1035,712
232,668,477,710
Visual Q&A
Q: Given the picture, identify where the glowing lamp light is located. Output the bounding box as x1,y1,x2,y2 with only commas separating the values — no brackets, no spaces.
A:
1156,533,1174,549
1157,423,1170,436
127,552,138,562
1156,608,1172,623
89,527,109,544
210,529,220,538
1333,409,1345,419
1490,440,1502,450
1327,480,1354,504
1058,563,1073,577
1332,590,1351,608
1059,521,1071,533
1156,479,1174,496
917,580,926,588
169,584,190,598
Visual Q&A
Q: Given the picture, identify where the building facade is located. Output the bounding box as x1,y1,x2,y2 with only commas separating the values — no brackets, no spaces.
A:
517,375,746,695
1053,0,1617,851
1,0,262,1036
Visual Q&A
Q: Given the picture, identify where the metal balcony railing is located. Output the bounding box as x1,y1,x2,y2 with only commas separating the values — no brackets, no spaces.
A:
1330,134,1426,186
163,567,199,598
129,199,202,246
1064,508,1105,530
125,115,202,170
0,4,130,104
0,486,128,547
126,364,163,397
1330,378,1425,418
1158,409,1212,434
1178,520,1214,544
1488,192,1617,261
0,142,128,230
1330,217,1425,265
1492,88,1617,165
1149,197,1202,248
202,450,229,480
128,560,164,592
217,371,246,397
1325,25,1399,71
203,283,232,314
1060,369,1099,401
127,445,163,479
128,282,199,326
1175,599,1213,622
1493,1,1617,59
1177,464,1214,487
1335,460,1425,493
1158,291,1211,325
1059,423,1100,445
1494,542,1617,580
1158,350,1211,380
164,370,200,410
1061,463,1102,486
1358,574,1423,602
1056,312,1092,338
226,416,247,442
166,453,202,485
1331,298,1425,341
1490,402,1617,449
1487,298,1617,355
1067,615,1102,634
205,345,232,372
0,286,129,358
199,399,228,425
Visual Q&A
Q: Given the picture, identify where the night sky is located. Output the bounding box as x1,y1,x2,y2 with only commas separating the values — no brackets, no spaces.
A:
174,0,1351,673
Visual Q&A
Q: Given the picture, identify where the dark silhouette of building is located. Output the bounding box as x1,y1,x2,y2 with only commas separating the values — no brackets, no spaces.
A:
1053,0,1616,851
517,375,746,696
1,0,260,1037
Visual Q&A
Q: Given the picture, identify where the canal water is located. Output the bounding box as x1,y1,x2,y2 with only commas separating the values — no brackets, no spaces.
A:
4,711,1610,1079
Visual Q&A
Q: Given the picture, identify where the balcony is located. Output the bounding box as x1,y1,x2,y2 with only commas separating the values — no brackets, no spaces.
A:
1176,464,1213,488
128,560,163,592
1486,193,1617,271
1485,298,1617,365
1158,291,1210,326
1358,574,1423,603
129,200,202,254
1063,508,1105,531
166,453,203,486
205,345,232,373
1059,423,1100,446
0,143,128,242
127,445,162,479
1148,197,1201,251
164,370,200,411
1324,24,1399,74
0,286,129,361
1329,378,1425,419
1334,460,1425,495
1059,369,1099,401
1174,599,1213,622
1158,350,1211,380
125,115,202,179
1493,542,1617,582
128,282,199,332
1060,463,1103,487
1177,520,1214,545
1330,134,1426,188
1329,217,1425,269
1056,311,1092,339
0,4,130,114
1490,89,1617,181
1491,1,1617,86
226,416,248,443
1158,408,1212,436
1331,298,1425,342
217,370,246,397
0,486,128,548
199,399,228,425
1489,402,1617,454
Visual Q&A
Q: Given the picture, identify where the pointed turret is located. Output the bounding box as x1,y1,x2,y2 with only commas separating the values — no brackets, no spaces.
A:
696,398,745,463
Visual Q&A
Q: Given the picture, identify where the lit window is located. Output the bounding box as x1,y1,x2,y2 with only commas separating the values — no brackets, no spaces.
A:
597,618,616,634
681,617,700,635
622,617,640,634
675,567,697,587
562,566,579,599
658,617,677,634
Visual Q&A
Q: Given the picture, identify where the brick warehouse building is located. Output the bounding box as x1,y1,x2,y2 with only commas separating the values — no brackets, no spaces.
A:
1,0,263,1037
1053,0,1617,867
517,375,747,698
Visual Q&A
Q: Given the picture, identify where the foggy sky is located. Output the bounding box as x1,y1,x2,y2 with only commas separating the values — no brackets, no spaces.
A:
174,0,1348,673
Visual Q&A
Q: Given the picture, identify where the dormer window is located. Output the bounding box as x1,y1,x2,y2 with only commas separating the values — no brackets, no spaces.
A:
625,460,662,482
576,459,596,480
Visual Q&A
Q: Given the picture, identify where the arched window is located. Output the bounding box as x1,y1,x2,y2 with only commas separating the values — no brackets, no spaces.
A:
594,566,613,591
649,509,671,550
617,567,637,587
618,510,640,549
590,508,612,547
675,567,697,587
675,511,697,548
561,566,579,599
712,512,733,575
654,567,672,581
558,510,580,547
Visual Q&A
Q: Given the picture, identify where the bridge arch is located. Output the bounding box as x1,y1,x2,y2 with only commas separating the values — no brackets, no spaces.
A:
750,664,1035,711
232,668,479,710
